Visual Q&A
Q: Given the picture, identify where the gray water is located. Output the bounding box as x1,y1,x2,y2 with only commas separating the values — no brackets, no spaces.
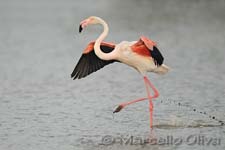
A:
0,0,225,150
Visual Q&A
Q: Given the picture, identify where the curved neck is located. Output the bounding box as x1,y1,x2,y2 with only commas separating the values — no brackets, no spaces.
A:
94,18,115,60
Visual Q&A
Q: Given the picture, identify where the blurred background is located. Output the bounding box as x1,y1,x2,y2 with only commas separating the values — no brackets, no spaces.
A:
0,0,225,150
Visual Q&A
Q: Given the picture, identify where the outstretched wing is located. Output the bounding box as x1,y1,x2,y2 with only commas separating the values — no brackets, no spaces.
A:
131,36,164,66
71,42,116,80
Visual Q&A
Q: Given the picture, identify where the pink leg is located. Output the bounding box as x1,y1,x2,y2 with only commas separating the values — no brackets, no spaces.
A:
113,97,148,113
144,76,159,98
143,76,153,128
143,76,159,129
113,76,159,111
113,76,159,129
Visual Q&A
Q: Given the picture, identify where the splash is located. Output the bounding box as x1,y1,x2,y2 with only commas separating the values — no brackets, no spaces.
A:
159,98,224,126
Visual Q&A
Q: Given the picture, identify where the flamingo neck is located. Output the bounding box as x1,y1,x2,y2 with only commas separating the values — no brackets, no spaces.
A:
94,18,115,60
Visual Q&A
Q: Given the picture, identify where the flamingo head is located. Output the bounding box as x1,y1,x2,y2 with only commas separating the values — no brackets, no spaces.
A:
79,16,100,33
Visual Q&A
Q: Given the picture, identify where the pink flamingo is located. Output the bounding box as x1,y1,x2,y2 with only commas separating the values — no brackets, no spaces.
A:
71,16,169,128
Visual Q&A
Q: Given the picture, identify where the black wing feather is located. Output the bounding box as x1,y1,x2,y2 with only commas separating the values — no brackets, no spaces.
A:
150,46,164,66
71,45,116,80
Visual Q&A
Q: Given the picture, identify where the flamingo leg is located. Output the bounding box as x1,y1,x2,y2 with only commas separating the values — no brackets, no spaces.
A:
113,97,148,113
143,76,159,98
113,76,159,129
113,76,159,112
143,76,153,128
143,76,159,129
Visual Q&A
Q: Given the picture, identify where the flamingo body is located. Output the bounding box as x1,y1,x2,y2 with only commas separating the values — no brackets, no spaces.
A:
112,37,167,75
71,37,168,79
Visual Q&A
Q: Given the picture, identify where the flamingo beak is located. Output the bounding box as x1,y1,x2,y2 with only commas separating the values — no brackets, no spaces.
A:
79,25,83,33
79,19,90,33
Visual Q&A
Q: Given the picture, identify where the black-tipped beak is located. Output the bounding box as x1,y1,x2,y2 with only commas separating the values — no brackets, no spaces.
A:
79,25,83,33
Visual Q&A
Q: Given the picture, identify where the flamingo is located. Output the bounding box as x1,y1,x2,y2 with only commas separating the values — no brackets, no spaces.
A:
71,16,169,128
